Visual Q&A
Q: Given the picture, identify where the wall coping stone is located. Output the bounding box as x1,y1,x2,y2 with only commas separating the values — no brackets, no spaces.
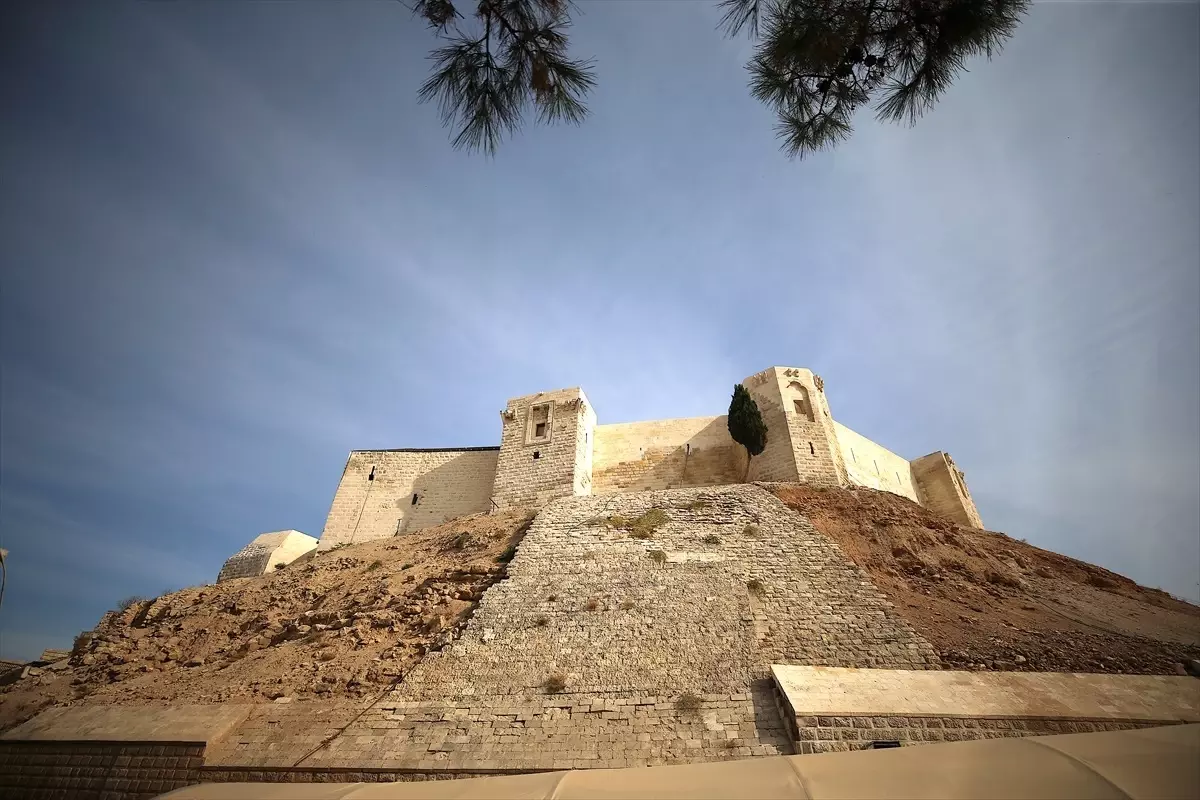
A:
1,704,254,745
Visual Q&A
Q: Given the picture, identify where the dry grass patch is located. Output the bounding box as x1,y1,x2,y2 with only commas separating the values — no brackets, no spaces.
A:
746,579,766,597
591,509,671,540
544,674,567,694
648,550,667,564
675,692,702,712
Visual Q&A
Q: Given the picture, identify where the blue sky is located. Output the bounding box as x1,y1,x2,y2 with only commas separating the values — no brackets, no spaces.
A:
1,1,1197,662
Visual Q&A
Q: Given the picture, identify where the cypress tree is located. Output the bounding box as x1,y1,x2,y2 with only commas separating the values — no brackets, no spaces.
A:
728,384,768,480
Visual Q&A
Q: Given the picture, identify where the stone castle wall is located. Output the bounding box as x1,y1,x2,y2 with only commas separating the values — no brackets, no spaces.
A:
591,416,746,494
217,530,317,582
491,388,594,510
318,448,499,550
315,366,984,547
910,452,984,528
833,422,920,502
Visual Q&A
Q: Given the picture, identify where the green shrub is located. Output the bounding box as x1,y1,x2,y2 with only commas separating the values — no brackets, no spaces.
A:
366,559,383,571
629,509,670,538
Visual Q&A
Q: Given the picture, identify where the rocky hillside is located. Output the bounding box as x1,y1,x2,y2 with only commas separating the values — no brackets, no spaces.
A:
769,484,1200,675
5,483,1197,737
0,508,534,734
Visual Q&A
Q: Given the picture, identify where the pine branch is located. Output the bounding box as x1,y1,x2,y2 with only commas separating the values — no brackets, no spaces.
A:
738,0,1030,156
411,0,1029,156
415,0,595,154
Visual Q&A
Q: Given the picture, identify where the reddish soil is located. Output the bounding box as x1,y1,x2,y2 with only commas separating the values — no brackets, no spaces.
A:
0,508,534,734
770,484,1200,675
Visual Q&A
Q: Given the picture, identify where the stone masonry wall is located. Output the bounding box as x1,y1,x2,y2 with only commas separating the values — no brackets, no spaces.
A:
742,370,800,483
491,388,593,510
784,715,1172,755
911,452,984,529
833,422,920,502
290,485,938,772
741,368,848,488
217,531,317,582
0,741,205,800
591,416,745,494
318,449,499,550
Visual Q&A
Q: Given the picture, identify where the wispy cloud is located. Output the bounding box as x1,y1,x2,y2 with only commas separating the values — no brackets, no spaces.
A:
0,1,1195,661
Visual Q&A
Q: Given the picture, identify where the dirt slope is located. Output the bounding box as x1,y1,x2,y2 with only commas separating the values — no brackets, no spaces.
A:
0,508,534,734
770,484,1200,675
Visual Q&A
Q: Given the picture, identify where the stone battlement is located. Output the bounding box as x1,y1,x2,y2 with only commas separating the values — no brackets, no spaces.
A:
317,366,982,549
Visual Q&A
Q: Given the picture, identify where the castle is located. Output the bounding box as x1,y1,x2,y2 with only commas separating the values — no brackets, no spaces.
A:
316,366,983,550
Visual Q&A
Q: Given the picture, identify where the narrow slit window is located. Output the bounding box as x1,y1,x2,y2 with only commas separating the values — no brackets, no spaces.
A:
809,442,815,456
533,450,540,460
411,493,419,506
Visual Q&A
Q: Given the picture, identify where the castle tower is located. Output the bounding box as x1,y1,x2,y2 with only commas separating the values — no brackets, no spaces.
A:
491,386,596,509
740,366,846,487
910,451,984,528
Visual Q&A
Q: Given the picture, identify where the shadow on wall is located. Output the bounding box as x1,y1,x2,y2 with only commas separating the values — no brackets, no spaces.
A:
402,452,499,535
592,417,749,495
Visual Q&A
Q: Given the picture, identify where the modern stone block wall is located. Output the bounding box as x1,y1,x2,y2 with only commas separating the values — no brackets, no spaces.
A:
318,448,500,549
0,740,205,800
591,416,745,494
771,665,1200,754
785,715,1174,754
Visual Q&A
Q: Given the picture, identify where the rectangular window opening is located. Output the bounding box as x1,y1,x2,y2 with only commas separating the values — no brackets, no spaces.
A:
528,403,552,443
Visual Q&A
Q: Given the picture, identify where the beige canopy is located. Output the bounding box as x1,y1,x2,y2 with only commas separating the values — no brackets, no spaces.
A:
159,723,1200,800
